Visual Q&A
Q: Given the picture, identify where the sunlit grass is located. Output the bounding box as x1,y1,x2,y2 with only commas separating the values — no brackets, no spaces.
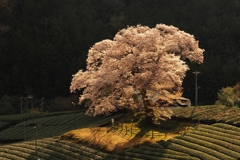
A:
61,127,131,152
60,119,193,152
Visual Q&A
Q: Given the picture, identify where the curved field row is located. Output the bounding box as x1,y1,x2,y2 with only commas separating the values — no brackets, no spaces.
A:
172,105,225,118
186,132,240,154
168,138,234,160
124,148,199,160
0,151,26,160
195,127,240,142
104,154,146,160
0,111,83,122
11,143,59,160
140,146,190,156
117,151,175,160
0,113,123,141
111,123,240,160
1,120,240,160
172,105,240,125
0,121,10,129
225,116,240,123
176,136,239,159
199,124,240,138
43,139,98,159
165,142,217,160
190,129,240,145
212,123,240,132
0,138,108,160
57,140,108,158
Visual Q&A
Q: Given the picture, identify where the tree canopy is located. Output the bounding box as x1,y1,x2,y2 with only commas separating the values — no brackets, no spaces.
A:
70,24,204,124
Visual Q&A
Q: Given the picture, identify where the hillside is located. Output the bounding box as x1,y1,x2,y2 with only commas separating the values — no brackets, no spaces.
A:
0,105,240,159
0,111,123,142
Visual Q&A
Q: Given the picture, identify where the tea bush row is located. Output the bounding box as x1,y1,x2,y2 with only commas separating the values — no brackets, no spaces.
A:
191,129,240,145
127,148,199,160
186,132,240,155
0,137,108,160
58,140,109,158
178,135,240,159
168,138,234,160
118,151,169,160
163,142,218,160
198,125,240,139
172,105,240,125
140,146,187,156
0,113,123,141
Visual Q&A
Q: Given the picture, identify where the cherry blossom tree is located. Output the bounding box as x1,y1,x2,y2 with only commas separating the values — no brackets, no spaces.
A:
70,24,204,124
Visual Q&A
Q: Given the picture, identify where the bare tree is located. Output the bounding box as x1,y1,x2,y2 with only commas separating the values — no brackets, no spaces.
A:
70,24,204,124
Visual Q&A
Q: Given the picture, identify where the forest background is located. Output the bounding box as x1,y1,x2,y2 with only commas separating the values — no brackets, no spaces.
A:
0,0,240,114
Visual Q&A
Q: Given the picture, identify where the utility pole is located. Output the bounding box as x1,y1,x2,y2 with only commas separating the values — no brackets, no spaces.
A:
72,102,76,129
191,71,200,118
41,98,44,112
28,95,33,109
20,97,23,114
193,71,200,107
34,125,38,159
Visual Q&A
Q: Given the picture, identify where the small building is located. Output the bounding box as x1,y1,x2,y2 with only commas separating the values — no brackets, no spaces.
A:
170,97,191,107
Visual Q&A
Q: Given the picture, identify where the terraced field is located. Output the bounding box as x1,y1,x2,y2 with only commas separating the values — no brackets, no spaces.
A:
106,123,240,160
172,105,240,125
0,123,239,160
0,105,240,160
0,137,109,160
0,111,123,141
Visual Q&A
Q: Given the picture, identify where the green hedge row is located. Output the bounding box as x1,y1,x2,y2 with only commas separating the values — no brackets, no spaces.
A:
190,130,240,146
140,146,189,156
186,132,240,155
128,148,199,160
164,142,217,160
172,105,225,119
0,132,109,159
0,147,34,160
45,140,104,159
0,113,123,141
0,111,85,122
109,122,240,160
118,151,168,160
212,123,240,131
169,138,234,160
41,139,86,159
0,121,10,129
225,116,240,123
178,135,240,159
20,141,65,160
58,140,108,157
172,105,240,124
104,154,145,160
11,143,55,160
198,125,240,139
0,151,26,160
145,142,165,149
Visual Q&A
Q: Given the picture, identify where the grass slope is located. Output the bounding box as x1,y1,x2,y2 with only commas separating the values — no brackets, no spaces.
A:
60,119,192,152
